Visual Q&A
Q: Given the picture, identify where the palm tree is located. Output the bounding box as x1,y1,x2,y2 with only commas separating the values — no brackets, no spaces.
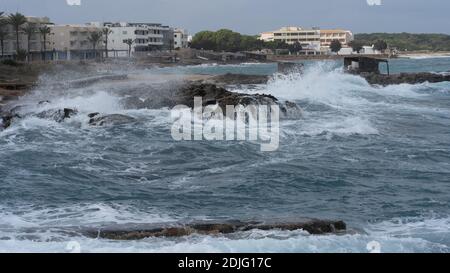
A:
102,27,112,58
0,17,7,58
39,26,51,61
87,31,103,59
8,12,27,53
22,23,37,61
123,38,134,57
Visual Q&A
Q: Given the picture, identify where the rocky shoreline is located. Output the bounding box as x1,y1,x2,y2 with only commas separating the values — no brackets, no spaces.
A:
1,81,302,129
361,72,450,86
83,219,347,240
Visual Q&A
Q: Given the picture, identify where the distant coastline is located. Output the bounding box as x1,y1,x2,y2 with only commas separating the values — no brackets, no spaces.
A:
396,51,450,59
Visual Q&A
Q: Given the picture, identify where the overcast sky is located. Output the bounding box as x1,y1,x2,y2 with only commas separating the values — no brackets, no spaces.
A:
1,0,449,34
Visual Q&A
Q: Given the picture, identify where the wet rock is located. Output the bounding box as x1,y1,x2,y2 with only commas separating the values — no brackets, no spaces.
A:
139,83,302,119
89,114,136,126
1,114,20,129
83,219,347,240
88,112,100,118
176,83,279,109
35,108,78,122
362,72,450,86
38,100,51,105
205,73,270,85
282,101,303,119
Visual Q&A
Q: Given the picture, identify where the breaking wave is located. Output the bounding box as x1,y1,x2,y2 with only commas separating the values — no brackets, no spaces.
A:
1,60,450,252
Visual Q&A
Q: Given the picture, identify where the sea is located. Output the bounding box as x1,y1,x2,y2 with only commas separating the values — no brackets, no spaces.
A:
0,56,449,253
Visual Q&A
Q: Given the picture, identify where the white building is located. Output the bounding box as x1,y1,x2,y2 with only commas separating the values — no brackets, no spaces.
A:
360,46,381,55
260,32,275,42
260,26,354,54
173,28,189,49
260,26,322,53
48,24,103,60
104,22,173,57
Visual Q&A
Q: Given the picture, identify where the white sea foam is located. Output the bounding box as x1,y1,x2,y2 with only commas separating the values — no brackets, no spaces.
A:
0,212,448,253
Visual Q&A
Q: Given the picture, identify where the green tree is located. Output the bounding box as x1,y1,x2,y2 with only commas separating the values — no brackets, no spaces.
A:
288,41,303,54
39,25,51,61
349,40,364,53
374,39,388,52
330,39,342,54
123,38,134,57
87,31,103,59
239,35,263,51
191,31,216,50
354,33,450,51
8,12,27,53
214,29,241,52
22,23,37,61
264,40,289,50
102,27,112,58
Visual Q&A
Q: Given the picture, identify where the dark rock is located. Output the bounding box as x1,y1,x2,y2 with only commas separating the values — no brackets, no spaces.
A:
206,73,270,85
175,83,279,110
35,108,78,122
83,219,347,240
89,114,136,126
282,101,303,119
63,108,77,119
138,83,301,119
38,100,51,105
362,72,450,86
1,114,20,129
88,112,100,118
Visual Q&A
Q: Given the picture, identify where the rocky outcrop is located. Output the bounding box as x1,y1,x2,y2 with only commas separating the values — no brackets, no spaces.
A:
205,73,270,85
83,219,347,240
1,114,20,129
362,72,450,86
88,114,136,126
1,107,77,129
35,108,78,123
137,83,301,119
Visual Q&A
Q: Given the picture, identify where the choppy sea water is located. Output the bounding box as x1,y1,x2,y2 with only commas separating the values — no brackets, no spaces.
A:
0,57,449,253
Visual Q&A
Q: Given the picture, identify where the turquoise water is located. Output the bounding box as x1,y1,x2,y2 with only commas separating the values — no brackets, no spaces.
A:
0,57,449,253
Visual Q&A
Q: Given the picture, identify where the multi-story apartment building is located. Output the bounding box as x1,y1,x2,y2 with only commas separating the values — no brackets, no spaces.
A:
103,22,174,57
173,28,189,49
261,26,322,53
260,26,353,54
48,24,103,60
1,16,51,60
